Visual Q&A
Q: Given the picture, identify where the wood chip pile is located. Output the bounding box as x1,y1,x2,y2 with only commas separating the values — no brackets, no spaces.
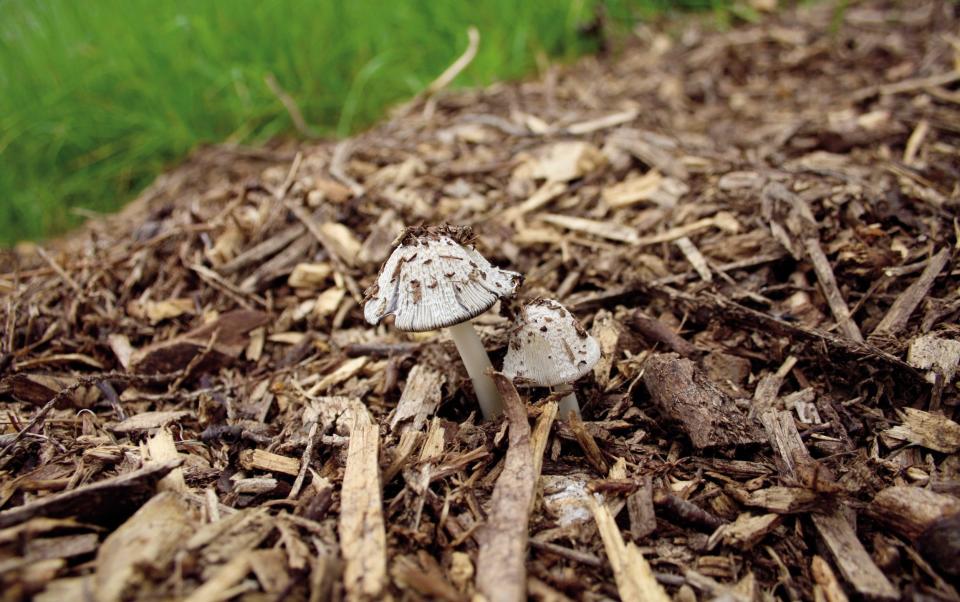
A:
2,1,959,600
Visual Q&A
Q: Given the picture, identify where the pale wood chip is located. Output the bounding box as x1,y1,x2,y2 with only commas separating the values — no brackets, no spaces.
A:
339,404,387,601
94,492,196,602
883,407,960,453
110,410,192,434
146,427,187,493
239,449,302,476
589,496,671,602
540,213,639,244
391,365,445,432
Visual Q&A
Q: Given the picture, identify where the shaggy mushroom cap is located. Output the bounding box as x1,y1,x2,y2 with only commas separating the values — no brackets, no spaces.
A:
363,225,521,332
502,298,601,387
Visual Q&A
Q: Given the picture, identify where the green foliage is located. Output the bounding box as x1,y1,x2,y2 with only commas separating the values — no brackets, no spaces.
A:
0,0,729,244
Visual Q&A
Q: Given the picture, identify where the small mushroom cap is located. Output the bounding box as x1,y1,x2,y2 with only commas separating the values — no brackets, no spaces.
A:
363,226,521,332
502,299,601,387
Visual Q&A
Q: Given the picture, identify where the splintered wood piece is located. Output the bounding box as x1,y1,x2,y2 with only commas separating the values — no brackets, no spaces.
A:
628,312,699,358
390,365,445,432
883,407,960,453
418,418,446,462
871,248,950,337
476,373,535,602
761,411,897,600
627,476,657,540
218,222,306,275
567,412,609,474
239,449,302,476
311,356,368,393
339,404,387,601
94,492,195,602
502,180,567,220
710,513,781,550
804,238,863,343
632,212,740,247
590,310,621,389
184,552,255,602
111,410,192,434
383,430,421,484
868,486,960,541
25,533,99,561
0,459,182,528
146,427,187,492
391,554,463,602
589,496,671,602
811,555,849,602
675,236,712,282
643,353,763,449
539,213,640,244
530,400,558,485
751,356,797,414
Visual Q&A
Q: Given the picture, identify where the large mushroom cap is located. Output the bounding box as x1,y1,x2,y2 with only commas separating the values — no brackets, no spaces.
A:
502,298,601,387
363,226,521,332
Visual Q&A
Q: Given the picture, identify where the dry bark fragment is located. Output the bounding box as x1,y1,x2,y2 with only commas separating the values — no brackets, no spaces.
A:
475,373,535,602
883,407,960,453
627,476,657,540
94,492,195,602
338,404,387,601
238,449,302,476
868,486,960,541
589,496,671,602
0,459,182,529
643,353,764,449
390,364,445,432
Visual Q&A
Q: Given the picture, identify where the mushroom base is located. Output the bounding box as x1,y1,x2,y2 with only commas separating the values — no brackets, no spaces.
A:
448,321,503,420
556,385,581,420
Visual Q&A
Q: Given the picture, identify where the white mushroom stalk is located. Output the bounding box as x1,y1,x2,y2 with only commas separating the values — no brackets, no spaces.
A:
502,299,601,419
363,226,521,420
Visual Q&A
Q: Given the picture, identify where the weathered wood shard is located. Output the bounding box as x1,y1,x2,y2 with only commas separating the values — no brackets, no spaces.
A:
94,492,196,602
338,404,387,601
131,310,271,374
643,353,764,449
475,373,535,602
0,459,182,529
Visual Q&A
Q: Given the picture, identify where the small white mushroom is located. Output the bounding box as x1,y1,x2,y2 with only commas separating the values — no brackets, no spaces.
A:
502,298,600,419
364,226,521,420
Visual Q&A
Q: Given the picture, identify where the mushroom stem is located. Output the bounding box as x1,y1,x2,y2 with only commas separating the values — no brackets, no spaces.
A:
447,321,503,420
555,383,581,420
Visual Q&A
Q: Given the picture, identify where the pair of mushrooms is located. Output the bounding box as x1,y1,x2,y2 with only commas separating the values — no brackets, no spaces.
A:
364,226,600,420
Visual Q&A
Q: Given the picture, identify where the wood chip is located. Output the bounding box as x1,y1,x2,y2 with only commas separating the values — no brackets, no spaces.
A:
475,374,536,602
94,492,195,602
339,404,387,600
589,496,671,602
644,353,764,449
883,407,960,453
239,449,302,476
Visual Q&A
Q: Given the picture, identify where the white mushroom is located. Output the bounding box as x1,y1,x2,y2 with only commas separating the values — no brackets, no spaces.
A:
502,299,600,419
364,226,521,420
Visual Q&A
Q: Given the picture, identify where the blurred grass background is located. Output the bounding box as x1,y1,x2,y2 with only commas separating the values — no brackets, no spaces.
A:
0,0,739,245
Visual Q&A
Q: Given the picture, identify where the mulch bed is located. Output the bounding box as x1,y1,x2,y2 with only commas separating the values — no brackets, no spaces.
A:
2,1,959,600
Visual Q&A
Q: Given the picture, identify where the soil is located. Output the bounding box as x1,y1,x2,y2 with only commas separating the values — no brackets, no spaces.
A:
2,1,959,600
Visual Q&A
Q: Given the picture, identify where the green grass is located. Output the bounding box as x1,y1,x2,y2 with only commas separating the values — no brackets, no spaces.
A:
0,0,728,245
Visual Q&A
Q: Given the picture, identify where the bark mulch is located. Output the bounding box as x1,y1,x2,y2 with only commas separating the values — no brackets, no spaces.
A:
2,1,959,600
